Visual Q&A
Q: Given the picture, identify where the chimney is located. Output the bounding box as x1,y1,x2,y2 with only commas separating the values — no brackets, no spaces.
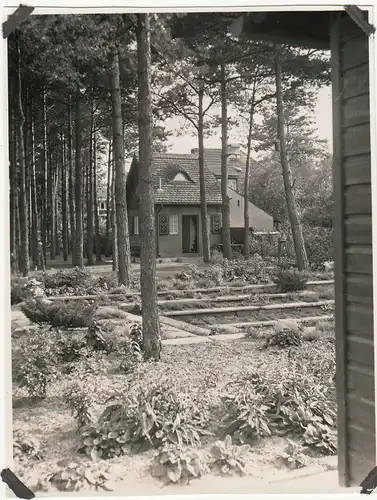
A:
228,143,241,155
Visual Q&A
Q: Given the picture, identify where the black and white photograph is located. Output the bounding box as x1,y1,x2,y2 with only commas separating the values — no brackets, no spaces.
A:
4,2,377,496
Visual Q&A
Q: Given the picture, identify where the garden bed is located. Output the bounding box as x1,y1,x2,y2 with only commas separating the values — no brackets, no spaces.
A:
12,332,336,495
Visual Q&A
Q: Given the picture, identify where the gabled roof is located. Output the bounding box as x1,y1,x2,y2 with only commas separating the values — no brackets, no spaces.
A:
129,153,222,205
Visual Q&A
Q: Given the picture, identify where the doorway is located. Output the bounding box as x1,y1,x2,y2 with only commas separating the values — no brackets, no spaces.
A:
182,215,198,253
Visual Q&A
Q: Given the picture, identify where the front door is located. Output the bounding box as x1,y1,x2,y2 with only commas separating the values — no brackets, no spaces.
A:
182,215,198,253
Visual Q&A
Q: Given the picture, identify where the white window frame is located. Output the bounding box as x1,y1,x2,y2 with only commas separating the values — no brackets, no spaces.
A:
133,216,139,235
169,215,179,235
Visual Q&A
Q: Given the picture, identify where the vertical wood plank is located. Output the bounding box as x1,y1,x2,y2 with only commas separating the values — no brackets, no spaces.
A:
331,12,349,487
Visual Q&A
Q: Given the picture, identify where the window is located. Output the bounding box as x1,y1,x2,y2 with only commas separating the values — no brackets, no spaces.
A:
100,201,105,210
228,178,237,191
169,215,179,235
133,216,139,235
210,214,222,234
172,172,190,182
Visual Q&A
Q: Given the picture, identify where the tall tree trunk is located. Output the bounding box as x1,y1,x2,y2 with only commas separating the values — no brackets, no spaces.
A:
220,64,232,261
111,154,118,271
16,36,29,276
244,79,257,260
137,14,161,360
198,79,211,263
54,151,60,257
48,144,56,260
40,87,48,266
9,94,18,273
105,140,112,258
74,86,84,267
86,102,94,266
274,44,308,270
61,131,68,261
110,46,131,286
67,96,75,256
24,87,31,259
29,97,39,269
93,131,102,261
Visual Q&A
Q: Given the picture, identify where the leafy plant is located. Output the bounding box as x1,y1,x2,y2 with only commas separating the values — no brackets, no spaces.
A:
17,353,58,399
79,420,131,459
54,330,87,363
303,422,337,455
13,430,42,463
151,444,209,485
130,323,143,354
79,379,210,458
272,268,309,292
221,386,273,443
63,382,93,429
85,320,111,352
219,356,337,456
209,435,251,476
278,439,308,469
38,459,113,492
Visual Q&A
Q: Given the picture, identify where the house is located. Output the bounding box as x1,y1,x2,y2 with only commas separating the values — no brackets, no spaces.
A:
191,144,247,191
191,145,274,236
232,8,374,488
126,153,223,257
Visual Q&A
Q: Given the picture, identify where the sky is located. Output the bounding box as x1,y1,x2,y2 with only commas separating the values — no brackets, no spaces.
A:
162,85,333,155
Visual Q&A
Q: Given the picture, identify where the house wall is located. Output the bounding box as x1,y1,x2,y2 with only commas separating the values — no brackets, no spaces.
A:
332,12,375,487
228,187,274,231
129,204,222,258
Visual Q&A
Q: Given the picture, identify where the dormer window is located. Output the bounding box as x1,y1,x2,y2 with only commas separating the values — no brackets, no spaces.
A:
169,168,193,183
172,172,191,182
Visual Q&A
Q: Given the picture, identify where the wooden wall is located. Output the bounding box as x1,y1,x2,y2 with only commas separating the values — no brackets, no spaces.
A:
331,11,375,486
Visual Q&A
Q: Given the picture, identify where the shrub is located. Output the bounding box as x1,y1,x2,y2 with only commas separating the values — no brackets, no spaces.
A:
205,255,269,285
302,224,333,269
209,435,251,476
38,459,113,492
42,267,92,295
63,382,93,429
249,233,278,258
264,322,303,349
21,299,95,328
11,279,29,305
272,268,309,292
151,445,209,485
17,353,58,399
13,430,42,463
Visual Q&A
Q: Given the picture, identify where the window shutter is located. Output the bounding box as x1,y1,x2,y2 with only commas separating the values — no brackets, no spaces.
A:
159,214,169,235
129,216,134,236
211,214,222,234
